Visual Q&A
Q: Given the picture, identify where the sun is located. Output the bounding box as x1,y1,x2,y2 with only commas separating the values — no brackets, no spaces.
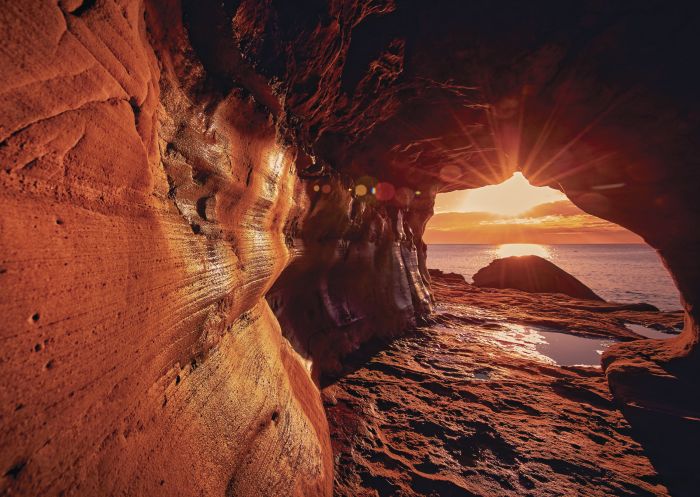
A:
497,243,551,259
435,172,566,216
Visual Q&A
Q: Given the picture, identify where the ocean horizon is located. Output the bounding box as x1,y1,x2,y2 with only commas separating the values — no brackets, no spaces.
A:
427,243,681,311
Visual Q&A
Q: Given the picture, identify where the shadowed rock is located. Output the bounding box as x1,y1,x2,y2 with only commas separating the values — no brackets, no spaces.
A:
473,256,604,301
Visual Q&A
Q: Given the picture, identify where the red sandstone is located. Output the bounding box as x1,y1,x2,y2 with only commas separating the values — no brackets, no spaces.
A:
1,1,700,496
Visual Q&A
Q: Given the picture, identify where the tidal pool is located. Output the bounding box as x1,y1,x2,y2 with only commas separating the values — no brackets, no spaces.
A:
534,328,615,367
445,316,617,367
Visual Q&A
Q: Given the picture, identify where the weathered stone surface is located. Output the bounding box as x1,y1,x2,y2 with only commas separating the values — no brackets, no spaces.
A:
1,1,332,495
266,175,433,380
325,270,675,497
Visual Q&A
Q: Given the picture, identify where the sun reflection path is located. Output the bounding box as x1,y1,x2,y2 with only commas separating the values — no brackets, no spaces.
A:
496,243,551,259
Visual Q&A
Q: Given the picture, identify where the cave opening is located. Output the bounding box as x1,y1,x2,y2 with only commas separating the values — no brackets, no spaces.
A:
425,171,682,313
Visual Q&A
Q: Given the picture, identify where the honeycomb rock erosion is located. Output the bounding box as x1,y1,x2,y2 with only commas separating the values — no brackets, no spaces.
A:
473,255,604,301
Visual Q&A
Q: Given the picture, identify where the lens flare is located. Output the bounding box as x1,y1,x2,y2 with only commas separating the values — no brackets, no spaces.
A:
355,184,368,196
375,182,395,201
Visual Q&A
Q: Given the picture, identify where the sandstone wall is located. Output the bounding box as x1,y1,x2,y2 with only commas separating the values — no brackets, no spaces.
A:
1,2,438,496
0,1,334,495
267,175,433,380
2,1,700,495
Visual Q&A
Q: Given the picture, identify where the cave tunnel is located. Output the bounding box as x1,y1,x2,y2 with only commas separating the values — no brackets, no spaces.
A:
1,0,699,496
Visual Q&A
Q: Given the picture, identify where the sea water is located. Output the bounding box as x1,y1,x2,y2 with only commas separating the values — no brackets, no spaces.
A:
427,244,681,311
429,244,682,366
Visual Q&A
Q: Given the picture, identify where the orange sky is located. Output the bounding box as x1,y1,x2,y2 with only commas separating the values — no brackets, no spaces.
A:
426,174,643,244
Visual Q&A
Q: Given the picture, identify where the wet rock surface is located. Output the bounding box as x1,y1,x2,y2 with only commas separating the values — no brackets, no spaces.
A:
430,270,682,341
473,255,604,301
325,270,681,497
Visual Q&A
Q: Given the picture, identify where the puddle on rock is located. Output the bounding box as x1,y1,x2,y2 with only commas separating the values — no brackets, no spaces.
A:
442,322,618,367
436,306,618,367
534,328,615,367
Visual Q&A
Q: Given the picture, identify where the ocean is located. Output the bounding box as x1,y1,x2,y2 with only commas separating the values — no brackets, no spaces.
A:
427,244,682,311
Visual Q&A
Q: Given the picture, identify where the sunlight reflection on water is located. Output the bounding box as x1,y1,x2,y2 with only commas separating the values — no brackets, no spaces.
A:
455,321,615,367
428,244,682,310
496,243,551,259
437,303,616,368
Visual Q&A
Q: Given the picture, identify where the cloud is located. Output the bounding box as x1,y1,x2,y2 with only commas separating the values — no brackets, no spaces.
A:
520,200,585,218
424,200,643,244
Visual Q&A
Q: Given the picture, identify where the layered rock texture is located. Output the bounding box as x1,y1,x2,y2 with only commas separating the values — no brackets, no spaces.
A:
473,255,604,301
0,1,333,495
325,270,685,497
2,0,700,496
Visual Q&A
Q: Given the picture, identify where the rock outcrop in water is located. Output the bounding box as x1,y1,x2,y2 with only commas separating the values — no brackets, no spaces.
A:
473,255,604,301
2,1,700,496
429,269,681,341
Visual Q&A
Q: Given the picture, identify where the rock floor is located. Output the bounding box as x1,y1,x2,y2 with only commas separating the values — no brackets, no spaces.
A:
324,272,678,497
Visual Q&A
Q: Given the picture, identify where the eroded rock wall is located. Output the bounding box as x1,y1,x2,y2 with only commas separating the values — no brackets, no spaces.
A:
0,1,334,495
236,0,700,411
0,1,441,495
267,175,433,379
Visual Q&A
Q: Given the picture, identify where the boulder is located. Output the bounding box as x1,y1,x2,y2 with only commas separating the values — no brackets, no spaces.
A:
473,255,604,301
